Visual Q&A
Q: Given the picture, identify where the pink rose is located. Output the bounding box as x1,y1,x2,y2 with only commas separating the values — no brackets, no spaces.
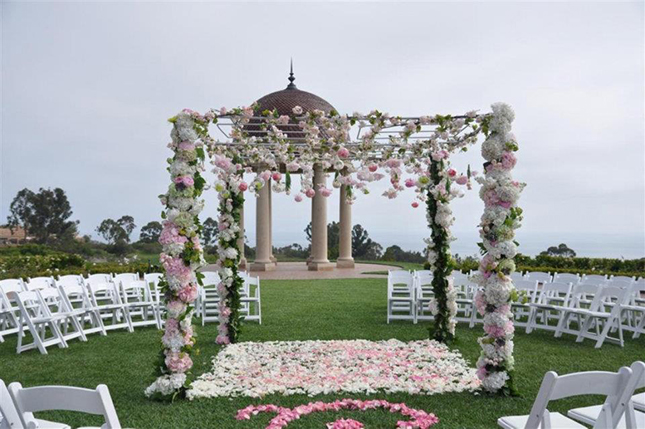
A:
294,193,304,202
404,178,415,188
178,285,198,303
337,147,350,158
238,182,248,192
305,188,316,198
411,202,419,208
320,187,332,197
456,175,468,185
368,164,378,172
272,172,282,182
447,169,457,177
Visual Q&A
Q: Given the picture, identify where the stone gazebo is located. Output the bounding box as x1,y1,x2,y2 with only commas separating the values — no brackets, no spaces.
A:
242,68,354,272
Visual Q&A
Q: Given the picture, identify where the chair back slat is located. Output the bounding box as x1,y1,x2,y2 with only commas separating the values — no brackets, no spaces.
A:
0,379,23,429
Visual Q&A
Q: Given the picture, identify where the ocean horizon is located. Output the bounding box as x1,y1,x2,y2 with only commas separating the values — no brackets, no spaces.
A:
263,230,644,260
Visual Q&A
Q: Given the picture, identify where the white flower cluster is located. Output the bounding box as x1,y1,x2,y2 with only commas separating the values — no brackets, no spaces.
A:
145,373,187,397
188,339,480,399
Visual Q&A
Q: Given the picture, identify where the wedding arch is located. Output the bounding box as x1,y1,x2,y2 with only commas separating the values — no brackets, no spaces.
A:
145,102,524,399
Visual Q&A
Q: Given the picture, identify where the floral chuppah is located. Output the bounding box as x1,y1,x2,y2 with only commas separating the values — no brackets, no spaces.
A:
146,103,524,399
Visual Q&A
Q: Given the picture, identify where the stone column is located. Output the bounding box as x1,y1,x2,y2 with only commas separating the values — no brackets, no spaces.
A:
337,184,355,268
269,180,277,265
309,164,334,271
306,201,313,265
237,200,247,270
250,181,274,271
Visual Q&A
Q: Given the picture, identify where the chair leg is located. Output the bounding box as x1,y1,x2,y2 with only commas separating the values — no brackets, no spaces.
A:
576,316,593,343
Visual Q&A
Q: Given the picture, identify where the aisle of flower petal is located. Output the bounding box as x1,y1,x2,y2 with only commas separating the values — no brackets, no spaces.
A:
188,339,480,399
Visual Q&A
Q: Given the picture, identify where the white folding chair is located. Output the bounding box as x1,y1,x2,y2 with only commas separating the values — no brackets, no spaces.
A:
387,271,415,324
553,283,600,338
620,283,645,339
498,366,633,429
57,282,106,338
553,273,580,285
526,282,572,334
118,278,160,329
37,288,87,345
611,275,635,284
241,275,261,324
525,271,552,284
11,290,68,354
85,281,132,333
455,278,477,323
415,271,434,322
0,379,24,429
24,277,54,291
575,285,628,348
8,382,121,429
144,273,164,326
568,361,645,428
582,274,608,285
57,275,84,285
511,279,539,328
0,279,25,342
200,271,221,325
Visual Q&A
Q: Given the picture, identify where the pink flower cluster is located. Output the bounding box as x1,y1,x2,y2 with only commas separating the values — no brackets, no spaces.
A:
327,419,364,429
160,253,192,284
165,352,192,373
159,221,188,246
236,399,439,429
174,175,194,187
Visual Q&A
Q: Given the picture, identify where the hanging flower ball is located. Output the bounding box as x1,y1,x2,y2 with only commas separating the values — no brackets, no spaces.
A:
272,172,282,182
447,169,457,177
337,147,350,158
294,193,304,202
320,187,332,197
238,182,248,192
412,201,419,208
456,176,468,185
305,188,316,198
368,164,378,172
405,178,415,188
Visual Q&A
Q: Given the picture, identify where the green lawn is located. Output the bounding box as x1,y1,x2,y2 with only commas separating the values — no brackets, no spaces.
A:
1,278,643,428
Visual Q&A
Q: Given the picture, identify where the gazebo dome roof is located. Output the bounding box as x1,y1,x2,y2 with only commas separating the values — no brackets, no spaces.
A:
253,64,336,115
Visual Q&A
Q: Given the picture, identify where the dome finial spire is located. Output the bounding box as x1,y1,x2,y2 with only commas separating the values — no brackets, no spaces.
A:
287,58,297,89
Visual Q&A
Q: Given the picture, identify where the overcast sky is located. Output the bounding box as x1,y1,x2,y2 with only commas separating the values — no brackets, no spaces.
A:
1,1,644,257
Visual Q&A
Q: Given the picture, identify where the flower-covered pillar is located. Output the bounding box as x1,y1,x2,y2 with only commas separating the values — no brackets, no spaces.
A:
425,156,458,343
213,155,246,345
146,109,207,399
474,103,524,395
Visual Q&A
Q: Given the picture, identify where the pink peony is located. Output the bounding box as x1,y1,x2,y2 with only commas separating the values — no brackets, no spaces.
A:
501,151,517,170
165,352,192,373
177,285,198,303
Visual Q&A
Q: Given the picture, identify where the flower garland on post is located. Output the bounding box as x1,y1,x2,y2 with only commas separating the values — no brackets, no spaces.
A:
146,109,208,400
473,103,525,395
212,155,246,345
425,157,458,343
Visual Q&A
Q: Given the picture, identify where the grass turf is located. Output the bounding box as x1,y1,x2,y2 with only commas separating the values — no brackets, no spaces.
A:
1,278,643,428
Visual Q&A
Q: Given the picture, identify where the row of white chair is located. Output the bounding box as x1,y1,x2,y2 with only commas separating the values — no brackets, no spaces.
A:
498,361,645,429
386,270,477,324
387,270,645,348
198,271,262,325
0,379,120,428
0,274,161,353
511,271,643,288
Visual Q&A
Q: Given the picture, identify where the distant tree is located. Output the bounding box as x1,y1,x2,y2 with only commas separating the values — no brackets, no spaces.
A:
96,215,136,245
382,245,425,263
139,221,162,243
352,224,383,260
202,217,218,248
7,187,79,244
541,243,576,258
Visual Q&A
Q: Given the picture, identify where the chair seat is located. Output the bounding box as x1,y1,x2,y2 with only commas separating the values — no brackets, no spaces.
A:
567,404,645,428
498,412,587,429
35,418,70,428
